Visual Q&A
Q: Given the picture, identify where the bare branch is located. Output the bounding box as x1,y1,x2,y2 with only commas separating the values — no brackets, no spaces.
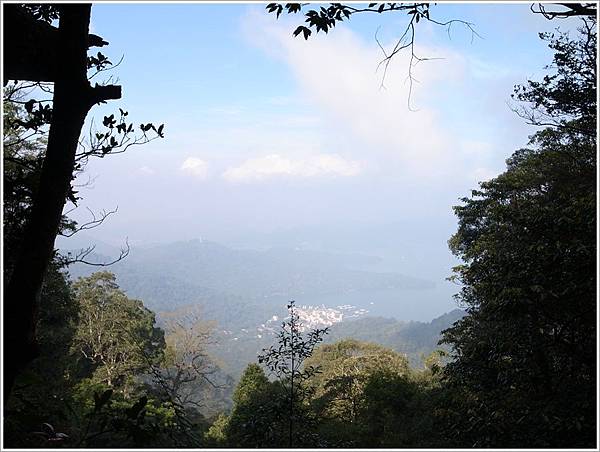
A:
270,3,480,109
60,239,130,267
59,206,118,238
72,172,99,190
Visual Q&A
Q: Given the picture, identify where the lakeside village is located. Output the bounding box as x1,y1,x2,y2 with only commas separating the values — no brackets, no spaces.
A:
222,303,372,341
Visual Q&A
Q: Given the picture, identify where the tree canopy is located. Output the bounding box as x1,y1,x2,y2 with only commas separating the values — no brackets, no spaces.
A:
72,272,165,390
440,17,596,447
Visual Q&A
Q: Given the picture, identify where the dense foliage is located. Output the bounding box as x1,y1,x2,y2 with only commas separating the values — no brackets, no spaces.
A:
205,364,291,447
440,18,596,448
210,336,449,448
72,272,165,391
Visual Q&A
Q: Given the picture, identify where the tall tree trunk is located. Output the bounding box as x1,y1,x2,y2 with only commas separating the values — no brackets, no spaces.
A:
3,5,120,400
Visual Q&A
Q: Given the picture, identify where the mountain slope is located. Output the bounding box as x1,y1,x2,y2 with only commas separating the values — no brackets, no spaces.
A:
64,239,435,320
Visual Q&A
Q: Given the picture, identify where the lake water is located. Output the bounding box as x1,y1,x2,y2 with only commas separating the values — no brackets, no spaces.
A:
298,281,459,322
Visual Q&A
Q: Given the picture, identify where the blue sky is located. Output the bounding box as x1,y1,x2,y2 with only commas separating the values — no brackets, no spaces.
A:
65,2,578,306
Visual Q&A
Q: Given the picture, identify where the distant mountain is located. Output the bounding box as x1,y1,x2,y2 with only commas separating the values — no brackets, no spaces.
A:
64,239,435,324
224,220,459,281
62,238,459,379
326,309,466,366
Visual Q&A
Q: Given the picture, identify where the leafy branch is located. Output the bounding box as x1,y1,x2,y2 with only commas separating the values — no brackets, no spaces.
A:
76,108,164,166
266,3,479,109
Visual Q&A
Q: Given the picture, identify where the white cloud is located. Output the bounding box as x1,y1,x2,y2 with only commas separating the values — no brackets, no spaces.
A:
180,157,209,179
222,153,362,183
242,11,470,181
138,166,155,175
469,57,513,80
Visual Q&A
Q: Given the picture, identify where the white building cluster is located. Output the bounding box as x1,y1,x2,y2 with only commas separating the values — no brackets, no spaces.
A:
295,304,344,331
223,303,371,341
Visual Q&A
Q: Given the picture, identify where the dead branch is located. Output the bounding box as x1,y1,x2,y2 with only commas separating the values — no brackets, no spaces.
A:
59,206,118,238
60,239,130,267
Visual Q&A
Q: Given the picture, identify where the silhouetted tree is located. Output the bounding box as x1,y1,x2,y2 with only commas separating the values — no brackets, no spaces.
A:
258,300,328,447
3,4,163,399
268,3,595,43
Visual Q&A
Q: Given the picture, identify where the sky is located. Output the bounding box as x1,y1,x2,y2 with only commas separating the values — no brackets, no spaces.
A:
63,2,575,295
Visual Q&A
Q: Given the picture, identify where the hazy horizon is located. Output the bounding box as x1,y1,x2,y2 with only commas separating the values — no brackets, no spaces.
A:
57,3,573,321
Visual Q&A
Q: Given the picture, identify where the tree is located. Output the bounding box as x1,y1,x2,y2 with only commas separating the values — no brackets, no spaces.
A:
66,285,211,448
512,17,596,137
3,78,85,447
306,340,409,422
71,272,165,393
304,339,417,446
3,5,119,396
530,2,597,20
258,300,329,447
3,85,53,281
440,17,596,448
204,413,230,446
2,261,81,448
151,307,219,410
145,307,223,447
213,363,284,447
232,363,270,407
3,4,163,398
358,369,424,447
3,268,178,449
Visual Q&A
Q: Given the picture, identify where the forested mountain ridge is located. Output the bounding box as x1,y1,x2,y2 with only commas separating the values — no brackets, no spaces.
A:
207,308,465,378
62,239,438,330
62,238,460,377
327,309,465,365
65,239,434,301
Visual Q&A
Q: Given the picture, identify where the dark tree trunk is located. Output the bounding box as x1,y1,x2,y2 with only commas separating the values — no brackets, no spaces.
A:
3,4,120,400
3,4,59,82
